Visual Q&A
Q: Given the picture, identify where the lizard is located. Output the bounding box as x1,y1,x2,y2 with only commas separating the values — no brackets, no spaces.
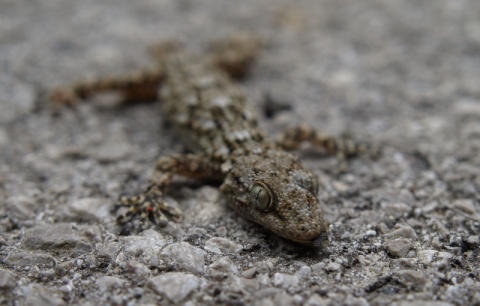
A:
50,34,370,246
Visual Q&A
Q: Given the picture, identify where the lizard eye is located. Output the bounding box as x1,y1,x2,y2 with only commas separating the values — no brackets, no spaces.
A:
249,182,275,212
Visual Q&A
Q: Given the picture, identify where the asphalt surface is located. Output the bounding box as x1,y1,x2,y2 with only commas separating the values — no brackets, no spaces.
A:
0,1,479,305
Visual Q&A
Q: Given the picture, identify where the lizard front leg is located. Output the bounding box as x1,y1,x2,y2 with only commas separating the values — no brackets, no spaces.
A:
116,154,222,233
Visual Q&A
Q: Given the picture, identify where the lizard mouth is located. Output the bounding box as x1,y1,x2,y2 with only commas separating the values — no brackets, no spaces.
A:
274,228,329,247
287,233,329,247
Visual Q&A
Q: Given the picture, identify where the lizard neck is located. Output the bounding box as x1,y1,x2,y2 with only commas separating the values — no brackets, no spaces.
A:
218,140,280,174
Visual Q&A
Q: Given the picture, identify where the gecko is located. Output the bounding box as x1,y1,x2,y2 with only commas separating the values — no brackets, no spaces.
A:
51,34,369,246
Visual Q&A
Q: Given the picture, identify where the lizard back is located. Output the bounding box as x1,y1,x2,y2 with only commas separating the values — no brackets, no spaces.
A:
160,54,267,162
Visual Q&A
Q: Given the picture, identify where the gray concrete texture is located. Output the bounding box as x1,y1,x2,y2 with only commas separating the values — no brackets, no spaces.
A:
0,0,479,305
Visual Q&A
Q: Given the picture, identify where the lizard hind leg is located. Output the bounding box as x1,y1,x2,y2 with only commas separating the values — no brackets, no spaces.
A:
150,33,262,80
276,124,376,170
50,69,163,111
207,32,262,79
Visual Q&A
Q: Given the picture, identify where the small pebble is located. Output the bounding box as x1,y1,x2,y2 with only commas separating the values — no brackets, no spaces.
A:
4,252,56,269
242,267,257,279
344,294,369,306
161,242,206,274
273,272,299,289
23,223,92,256
381,202,411,219
124,260,151,279
0,269,16,290
228,275,260,295
452,199,476,215
467,235,479,246
384,225,418,239
204,237,243,254
326,262,342,272
394,270,427,290
272,292,298,306
146,272,199,303
431,237,442,249
418,250,437,265
95,276,125,292
305,293,330,306
63,197,111,221
122,235,167,267
206,256,239,280
295,265,312,279
386,238,413,258
311,262,326,274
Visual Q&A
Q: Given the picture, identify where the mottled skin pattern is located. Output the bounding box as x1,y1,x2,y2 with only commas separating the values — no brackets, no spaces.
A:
51,35,368,245
160,53,328,243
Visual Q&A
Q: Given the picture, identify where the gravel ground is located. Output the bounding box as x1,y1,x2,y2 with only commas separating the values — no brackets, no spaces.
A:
1,0,479,305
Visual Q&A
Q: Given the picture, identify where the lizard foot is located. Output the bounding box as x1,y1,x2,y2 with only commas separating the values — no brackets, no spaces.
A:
115,185,183,233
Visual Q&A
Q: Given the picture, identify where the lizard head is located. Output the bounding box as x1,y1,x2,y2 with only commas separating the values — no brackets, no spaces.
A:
221,149,330,245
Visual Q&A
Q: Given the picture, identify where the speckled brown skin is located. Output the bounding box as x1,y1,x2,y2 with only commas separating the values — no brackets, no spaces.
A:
52,35,368,245
156,53,330,243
